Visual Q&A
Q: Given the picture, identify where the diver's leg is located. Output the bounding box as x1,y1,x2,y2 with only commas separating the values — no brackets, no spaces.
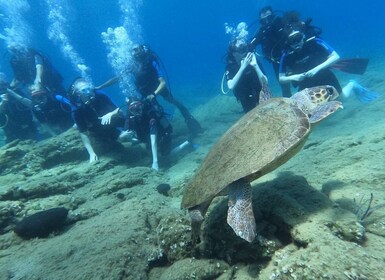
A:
160,89,202,135
149,119,159,171
342,81,355,98
227,179,256,243
345,80,379,103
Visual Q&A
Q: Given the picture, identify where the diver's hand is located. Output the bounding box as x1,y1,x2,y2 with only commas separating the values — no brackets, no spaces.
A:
240,52,253,71
1,93,8,102
146,93,156,100
100,112,114,125
305,68,319,78
250,52,257,67
290,73,306,82
89,152,98,163
29,83,43,93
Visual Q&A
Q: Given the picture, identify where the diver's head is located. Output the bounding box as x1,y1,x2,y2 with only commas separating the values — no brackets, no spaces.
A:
132,44,147,61
126,96,144,117
259,6,274,26
7,43,28,57
229,40,249,64
287,30,305,51
69,78,95,106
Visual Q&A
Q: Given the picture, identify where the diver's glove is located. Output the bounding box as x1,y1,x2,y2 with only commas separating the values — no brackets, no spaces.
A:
351,80,380,103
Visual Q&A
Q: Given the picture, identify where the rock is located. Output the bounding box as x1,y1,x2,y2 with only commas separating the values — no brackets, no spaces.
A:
159,258,230,280
14,207,69,239
156,184,171,196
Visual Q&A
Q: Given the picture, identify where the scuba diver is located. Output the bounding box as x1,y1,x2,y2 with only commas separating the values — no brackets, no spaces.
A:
0,74,37,143
249,6,323,97
97,44,203,136
225,35,267,113
8,45,72,135
68,77,125,163
102,94,195,171
279,28,379,103
249,6,291,97
120,96,173,171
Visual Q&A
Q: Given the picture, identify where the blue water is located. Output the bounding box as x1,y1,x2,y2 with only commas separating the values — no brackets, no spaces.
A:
0,0,384,107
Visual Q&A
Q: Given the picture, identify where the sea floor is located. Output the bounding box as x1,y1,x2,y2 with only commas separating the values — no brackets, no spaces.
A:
1,66,385,279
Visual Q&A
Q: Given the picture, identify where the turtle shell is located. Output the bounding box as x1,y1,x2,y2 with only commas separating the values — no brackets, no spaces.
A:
181,98,311,209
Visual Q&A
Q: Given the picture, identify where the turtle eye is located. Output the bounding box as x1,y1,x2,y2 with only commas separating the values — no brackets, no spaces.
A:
326,86,334,96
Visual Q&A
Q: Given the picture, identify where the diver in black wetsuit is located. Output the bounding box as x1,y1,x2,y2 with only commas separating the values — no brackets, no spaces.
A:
68,78,125,163
225,40,267,113
0,75,37,143
249,6,291,97
8,46,72,134
279,29,379,103
98,45,203,136
131,44,202,136
279,30,341,92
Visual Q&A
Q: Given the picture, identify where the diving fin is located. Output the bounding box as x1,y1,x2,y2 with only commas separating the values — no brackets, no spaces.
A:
186,116,203,136
332,58,369,75
351,80,380,103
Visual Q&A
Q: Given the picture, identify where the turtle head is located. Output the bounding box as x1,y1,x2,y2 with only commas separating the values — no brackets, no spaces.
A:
307,85,339,104
292,86,342,124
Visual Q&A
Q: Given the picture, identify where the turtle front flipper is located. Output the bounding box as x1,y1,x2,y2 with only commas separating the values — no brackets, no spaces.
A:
309,100,342,123
227,179,256,243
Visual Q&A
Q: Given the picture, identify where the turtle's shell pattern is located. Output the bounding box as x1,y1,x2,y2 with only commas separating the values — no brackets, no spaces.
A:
182,98,311,209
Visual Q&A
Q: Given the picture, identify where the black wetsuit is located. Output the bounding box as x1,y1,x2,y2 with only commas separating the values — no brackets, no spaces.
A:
0,95,37,143
10,48,72,131
225,60,264,113
279,37,342,93
10,48,64,93
250,16,291,97
72,92,124,142
131,51,202,135
126,98,172,156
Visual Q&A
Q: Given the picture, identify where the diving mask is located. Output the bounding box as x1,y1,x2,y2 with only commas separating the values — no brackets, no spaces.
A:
288,31,305,50
74,81,95,105
260,11,274,26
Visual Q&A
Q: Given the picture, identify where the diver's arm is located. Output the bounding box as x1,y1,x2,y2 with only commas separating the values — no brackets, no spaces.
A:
250,53,268,84
279,73,306,84
0,94,7,112
6,88,32,108
154,77,166,95
94,76,120,90
100,107,120,125
80,132,98,163
10,79,20,89
32,55,44,91
278,52,305,84
305,51,340,77
227,52,253,90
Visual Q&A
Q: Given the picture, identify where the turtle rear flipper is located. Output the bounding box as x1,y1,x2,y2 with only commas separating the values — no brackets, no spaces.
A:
309,101,342,123
227,180,256,243
188,200,212,245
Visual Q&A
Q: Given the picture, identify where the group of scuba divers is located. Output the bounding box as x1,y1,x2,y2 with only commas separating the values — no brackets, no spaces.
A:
0,44,203,171
225,6,379,114
0,6,379,170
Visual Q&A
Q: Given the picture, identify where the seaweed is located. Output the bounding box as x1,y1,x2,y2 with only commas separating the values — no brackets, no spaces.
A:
354,193,385,224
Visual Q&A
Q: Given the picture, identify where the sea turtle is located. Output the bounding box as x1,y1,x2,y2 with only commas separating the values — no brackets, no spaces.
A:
181,85,343,243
